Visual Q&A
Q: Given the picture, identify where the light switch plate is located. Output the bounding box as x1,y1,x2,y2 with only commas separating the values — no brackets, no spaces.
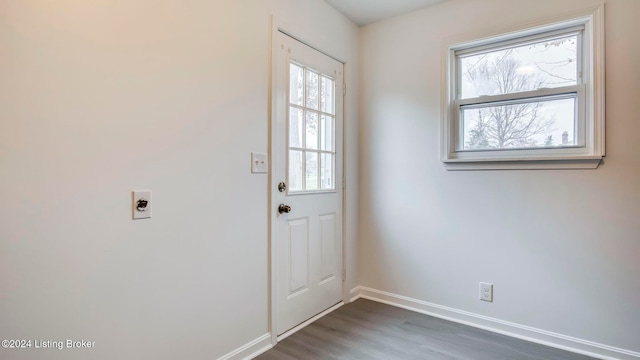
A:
132,190,152,220
251,152,268,173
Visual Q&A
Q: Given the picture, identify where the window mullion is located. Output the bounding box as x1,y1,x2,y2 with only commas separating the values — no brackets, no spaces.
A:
301,68,307,191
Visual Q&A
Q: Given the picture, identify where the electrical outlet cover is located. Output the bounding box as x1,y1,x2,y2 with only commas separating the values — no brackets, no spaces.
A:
480,282,493,302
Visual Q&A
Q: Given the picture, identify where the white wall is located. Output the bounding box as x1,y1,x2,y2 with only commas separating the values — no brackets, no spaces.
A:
359,0,640,357
0,1,358,359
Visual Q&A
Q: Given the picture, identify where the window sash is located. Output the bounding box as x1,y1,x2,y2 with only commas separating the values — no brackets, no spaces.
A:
453,86,586,151
455,28,584,101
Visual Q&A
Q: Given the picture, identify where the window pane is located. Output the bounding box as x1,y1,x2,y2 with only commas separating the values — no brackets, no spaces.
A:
459,34,578,99
305,70,319,110
305,111,318,149
289,150,303,192
305,152,318,190
320,153,334,190
289,63,304,106
320,115,334,151
461,97,576,150
320,76,334,114
289,107,303,148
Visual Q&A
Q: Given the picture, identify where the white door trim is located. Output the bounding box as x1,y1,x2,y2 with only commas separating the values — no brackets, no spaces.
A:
268,15,347,347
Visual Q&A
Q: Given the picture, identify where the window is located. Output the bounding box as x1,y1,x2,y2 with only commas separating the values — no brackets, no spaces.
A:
441,6,605,170
288,62,336,192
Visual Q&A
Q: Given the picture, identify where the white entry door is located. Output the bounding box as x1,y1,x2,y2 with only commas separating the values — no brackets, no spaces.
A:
273,31,344,336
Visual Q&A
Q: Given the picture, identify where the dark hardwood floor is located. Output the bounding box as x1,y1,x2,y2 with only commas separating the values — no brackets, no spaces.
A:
255,299,596,360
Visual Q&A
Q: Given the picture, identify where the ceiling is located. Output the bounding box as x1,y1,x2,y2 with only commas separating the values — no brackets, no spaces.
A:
324,0,447,26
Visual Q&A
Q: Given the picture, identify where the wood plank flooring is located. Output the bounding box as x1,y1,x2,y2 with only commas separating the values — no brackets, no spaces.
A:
255,299,596,360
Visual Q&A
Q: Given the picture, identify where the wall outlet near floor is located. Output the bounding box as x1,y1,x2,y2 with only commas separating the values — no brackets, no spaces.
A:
480,282,493,302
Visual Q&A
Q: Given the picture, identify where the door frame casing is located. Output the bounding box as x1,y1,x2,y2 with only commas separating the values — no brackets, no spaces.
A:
268,16,348,346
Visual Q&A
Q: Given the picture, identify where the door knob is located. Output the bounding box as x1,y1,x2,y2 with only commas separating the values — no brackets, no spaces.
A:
278,204,292,214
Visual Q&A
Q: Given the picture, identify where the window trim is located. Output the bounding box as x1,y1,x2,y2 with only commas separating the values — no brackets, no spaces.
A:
441,5,605,170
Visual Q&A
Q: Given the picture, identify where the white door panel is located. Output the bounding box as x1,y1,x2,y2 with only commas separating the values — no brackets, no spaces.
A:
287,217,309,297
319,213,337,283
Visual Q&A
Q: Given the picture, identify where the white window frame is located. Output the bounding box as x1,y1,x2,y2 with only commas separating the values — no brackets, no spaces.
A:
441,5,605,170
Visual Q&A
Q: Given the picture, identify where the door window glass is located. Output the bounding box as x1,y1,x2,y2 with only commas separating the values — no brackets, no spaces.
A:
288,62,336,192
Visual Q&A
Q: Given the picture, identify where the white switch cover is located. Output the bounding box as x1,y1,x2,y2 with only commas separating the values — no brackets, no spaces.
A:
251,152,268,173
132,190,152,220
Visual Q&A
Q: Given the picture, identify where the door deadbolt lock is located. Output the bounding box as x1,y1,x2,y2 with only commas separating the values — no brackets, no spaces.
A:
136,198,149,212
278,204,291,214
278,182,287,192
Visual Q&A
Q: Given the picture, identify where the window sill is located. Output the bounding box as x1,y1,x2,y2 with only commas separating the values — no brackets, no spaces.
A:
442,156,603,170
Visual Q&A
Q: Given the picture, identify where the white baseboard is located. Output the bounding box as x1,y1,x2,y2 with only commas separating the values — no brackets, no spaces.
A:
217,333,272,360
351,286,640,360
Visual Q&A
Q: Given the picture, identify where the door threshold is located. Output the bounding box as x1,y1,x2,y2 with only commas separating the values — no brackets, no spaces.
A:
277,301,344,342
